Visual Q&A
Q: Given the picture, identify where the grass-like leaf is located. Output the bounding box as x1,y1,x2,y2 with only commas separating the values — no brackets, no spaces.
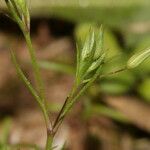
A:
10,50,44,110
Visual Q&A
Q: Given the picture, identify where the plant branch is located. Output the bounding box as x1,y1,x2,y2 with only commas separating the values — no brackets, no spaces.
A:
11,51,50,128
53,66,102,133
23,32,46,101
100,67,127,78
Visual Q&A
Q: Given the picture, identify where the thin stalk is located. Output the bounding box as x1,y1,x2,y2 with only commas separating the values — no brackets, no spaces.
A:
52,96,69,129
17,22,53,150
11,50,53,149
11,9,45,102
11,51,49,126
100,67,127,78
6,1,53,149
46,133,53,150
53,67,102,133
52,67,127,134
24,32,46,101
52,82,78,130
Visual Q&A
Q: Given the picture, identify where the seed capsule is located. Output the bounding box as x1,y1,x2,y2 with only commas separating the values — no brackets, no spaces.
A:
87,53,105,73
127,47,150,69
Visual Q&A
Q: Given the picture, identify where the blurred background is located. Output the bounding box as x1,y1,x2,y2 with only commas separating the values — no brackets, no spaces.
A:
0,0,150,149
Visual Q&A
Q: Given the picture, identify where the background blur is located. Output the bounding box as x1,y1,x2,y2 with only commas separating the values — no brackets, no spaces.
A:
0,0,150,149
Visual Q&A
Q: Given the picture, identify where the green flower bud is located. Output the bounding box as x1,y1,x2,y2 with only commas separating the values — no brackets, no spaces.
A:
87,53,105,73
94,25,104,60
81,28,95,61
127,47,150,69
15,0,30,29
76,26,106,84
5,0,30,31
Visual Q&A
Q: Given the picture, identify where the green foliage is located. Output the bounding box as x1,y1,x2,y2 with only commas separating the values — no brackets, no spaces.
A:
138,78,150,102
52,27,106,134
76,26,105,85
4,1,150,149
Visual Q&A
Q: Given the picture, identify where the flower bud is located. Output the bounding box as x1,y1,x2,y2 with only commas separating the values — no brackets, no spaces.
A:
16,0,30,29
127,47,150,69
5,0,30,31
94,25,104,60
76,26,105,84
81,28,95,61
87,53,105,73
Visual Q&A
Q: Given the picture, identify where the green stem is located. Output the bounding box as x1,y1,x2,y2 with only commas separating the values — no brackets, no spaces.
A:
100,67,127,78
46,133,53,150
53,67,102,133
23,32,54,150
52,82,78,130
11,51,50,127
6,2,53,149
20,26,53,150
24,32,45,101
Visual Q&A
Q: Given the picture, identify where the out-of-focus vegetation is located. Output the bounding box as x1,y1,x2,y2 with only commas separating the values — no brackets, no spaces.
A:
0,0,150,149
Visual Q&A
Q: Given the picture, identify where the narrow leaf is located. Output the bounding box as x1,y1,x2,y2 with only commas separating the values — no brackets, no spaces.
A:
11,50,43,106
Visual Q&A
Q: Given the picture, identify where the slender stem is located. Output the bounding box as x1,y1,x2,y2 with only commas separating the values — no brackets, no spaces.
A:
46,132,53,150
53,82,78,130
53,67,102,133
21,28,55,150
6,2,53,149
24,32,46,100
52,67,127,134
53,96,69,129
11,51,50,128
15,23,52,149
23,33,54,150
100,67,127,78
